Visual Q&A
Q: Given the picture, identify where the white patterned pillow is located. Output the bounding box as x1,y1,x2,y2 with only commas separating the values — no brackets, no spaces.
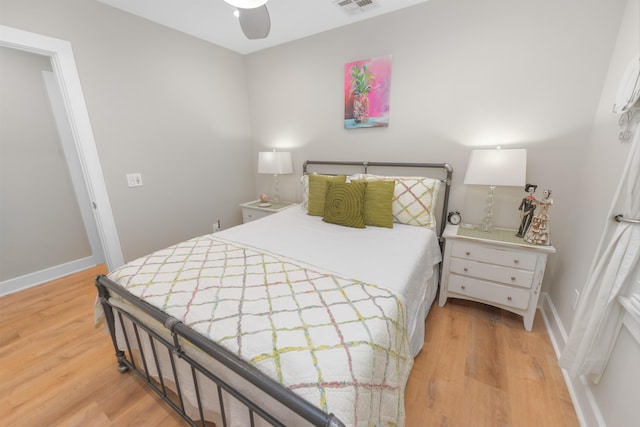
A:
301,174,310,210
349,174,441,228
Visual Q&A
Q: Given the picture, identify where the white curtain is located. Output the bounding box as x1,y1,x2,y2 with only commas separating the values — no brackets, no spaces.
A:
559,128,640,381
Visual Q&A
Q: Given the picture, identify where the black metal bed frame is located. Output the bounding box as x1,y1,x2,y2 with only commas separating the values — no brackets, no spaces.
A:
96,160,453,427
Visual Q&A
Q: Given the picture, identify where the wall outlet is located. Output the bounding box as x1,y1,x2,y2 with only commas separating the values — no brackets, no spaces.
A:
126,173,143,187
572,289,580,310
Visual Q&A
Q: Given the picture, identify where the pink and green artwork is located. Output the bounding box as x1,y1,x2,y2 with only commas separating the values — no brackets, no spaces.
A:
344,55,392,129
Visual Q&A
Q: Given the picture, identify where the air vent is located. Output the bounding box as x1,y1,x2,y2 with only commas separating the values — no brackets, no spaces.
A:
332,0,379,15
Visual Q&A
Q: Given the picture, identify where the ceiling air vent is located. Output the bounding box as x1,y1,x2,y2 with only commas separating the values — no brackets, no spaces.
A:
332,0,379,16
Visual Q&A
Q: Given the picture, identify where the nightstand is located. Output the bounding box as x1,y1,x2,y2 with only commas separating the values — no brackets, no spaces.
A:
240,200,296,223
438,224,556,331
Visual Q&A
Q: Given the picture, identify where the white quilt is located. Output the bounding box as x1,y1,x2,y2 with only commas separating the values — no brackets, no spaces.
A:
108,235,414,426
218,207,442,355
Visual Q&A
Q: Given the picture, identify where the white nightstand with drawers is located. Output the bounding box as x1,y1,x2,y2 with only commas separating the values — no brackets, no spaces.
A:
240,200,296,223
438,224,556,331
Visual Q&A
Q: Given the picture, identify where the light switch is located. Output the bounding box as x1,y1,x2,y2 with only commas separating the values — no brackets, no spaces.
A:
126,173,143,187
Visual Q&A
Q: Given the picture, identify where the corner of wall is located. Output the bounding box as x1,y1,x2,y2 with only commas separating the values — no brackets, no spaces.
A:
540,293,607,427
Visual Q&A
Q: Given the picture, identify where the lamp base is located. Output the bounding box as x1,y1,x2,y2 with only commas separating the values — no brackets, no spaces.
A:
271,174,280,203
480,185,496,232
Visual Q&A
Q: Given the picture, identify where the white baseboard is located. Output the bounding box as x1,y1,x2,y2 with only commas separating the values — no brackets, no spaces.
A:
540,292,607,427
0,257,97,297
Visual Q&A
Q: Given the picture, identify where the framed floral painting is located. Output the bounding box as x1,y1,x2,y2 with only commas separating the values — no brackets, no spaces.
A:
344,55,392,129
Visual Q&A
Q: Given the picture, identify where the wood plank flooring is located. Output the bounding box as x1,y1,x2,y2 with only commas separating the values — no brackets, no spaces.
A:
0,266,578,426
405,299,579,427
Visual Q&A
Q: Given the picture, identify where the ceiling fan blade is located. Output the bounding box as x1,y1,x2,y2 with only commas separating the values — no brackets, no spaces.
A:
238,5,271,39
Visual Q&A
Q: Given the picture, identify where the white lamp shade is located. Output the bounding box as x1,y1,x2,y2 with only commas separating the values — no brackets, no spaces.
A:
464,148,527,187
224,0,268,9
258,151,293,175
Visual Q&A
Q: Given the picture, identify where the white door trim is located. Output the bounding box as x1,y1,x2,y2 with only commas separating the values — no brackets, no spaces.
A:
0,25,124,271
42,70,105,265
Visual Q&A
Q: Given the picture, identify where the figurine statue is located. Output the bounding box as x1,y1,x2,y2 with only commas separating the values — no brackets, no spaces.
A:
524,189,553,245
516,183,537,237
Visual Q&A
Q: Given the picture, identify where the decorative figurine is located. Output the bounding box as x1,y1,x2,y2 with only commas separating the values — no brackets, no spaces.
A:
259,193,269,203
516,183,537,237
524,189,553,245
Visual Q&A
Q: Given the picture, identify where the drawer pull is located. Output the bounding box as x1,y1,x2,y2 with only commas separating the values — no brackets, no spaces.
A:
463,267,469,272
461,285,466,290
507,296,512,301
511,276,516,281
513,259,520,264
466,251,471,256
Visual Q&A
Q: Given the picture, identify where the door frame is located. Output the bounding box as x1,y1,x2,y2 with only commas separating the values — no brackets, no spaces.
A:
0,25,124,272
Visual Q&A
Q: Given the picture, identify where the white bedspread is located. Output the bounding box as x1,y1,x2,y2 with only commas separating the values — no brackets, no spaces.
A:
100,207,442,426
218,207,442,355
109,235,412,426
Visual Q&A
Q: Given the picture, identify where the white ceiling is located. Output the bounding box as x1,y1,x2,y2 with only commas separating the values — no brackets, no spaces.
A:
97,0,429,55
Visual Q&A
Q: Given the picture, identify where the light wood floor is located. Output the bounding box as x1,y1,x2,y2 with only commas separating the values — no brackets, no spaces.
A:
0,265,578,426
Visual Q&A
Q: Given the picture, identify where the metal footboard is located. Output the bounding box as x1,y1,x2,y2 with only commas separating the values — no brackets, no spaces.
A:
96,274,345,427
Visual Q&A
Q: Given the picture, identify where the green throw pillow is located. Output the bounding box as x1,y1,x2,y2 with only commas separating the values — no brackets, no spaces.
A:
322,181,366,228
360,179,395,228
307,174,346,216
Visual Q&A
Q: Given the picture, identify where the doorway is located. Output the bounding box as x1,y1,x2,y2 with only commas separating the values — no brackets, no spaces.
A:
0,25,123,295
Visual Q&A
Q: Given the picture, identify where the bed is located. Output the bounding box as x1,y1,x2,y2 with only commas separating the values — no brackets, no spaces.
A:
95,160,453,427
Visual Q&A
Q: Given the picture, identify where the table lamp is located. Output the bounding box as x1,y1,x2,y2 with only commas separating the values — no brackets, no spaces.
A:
223,0,268,7
464,148,527,232
258,150,293,203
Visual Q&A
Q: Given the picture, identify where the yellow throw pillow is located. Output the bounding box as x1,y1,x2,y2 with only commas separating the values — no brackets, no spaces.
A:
307,174,346,216
355,179,395,228
322,182,366,228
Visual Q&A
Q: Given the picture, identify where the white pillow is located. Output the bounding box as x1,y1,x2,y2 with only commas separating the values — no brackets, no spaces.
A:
349,173,441,228
300,174,310,210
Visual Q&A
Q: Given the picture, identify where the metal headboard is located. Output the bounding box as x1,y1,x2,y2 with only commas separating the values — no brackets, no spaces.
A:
302,160,453,241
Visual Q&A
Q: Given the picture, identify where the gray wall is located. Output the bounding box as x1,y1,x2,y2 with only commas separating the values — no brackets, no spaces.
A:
552,1,640,425
245,0,626,296
244,0,635,425
552,0,638,334
0,47,91,281
0,0,256,263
